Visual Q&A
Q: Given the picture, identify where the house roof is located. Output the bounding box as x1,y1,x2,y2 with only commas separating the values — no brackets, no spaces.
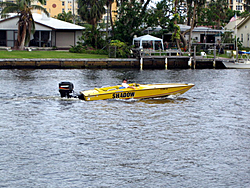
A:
225,17,244,31
146,25,223,33
237,16,250,29
193,26,223,33
179,25,223,33
0,13,84,30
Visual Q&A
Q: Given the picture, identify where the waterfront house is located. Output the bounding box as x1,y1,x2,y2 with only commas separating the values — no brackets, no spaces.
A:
0,13,84,49
236,16,250,48
225,16,250,48
144,25,223,48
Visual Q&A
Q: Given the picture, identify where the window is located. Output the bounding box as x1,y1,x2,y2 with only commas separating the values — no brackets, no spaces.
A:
236,0,242,2
62,2,65,6
241,34,243,42
7,31,15,47
29,31,51,47
0,30,6,46
62,8,65,12
236,5,242,10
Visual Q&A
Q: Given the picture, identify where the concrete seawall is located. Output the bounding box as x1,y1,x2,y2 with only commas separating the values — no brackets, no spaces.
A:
0,57,226,69
0,58,139,69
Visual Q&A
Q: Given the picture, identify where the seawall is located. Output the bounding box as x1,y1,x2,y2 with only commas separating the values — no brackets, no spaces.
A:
0,57,226,69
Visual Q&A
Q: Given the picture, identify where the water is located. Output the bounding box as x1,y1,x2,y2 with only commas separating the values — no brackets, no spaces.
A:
0,69,249,188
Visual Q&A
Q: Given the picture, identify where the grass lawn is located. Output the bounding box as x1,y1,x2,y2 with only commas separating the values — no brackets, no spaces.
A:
0,50,108,59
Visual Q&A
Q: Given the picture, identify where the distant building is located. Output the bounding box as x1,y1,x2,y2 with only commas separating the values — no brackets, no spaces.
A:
32,0,117,23
228,0,246,12
33,0,77,18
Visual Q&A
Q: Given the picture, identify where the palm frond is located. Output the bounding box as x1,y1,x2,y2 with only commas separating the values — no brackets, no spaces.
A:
37,0,46,5
1,6,19,17
0,2,15,8
30,5,49,17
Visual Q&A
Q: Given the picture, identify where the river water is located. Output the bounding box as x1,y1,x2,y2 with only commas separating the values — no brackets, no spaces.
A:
0,69,249,188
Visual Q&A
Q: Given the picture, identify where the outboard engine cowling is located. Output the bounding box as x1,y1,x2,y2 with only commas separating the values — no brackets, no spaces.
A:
59,82,74,98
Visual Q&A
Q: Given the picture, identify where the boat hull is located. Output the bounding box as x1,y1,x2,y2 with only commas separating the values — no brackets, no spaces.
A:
223,61,250,69
80,83,194,101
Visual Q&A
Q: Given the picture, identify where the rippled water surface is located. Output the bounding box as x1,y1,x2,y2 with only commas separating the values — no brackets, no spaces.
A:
0,69,249,188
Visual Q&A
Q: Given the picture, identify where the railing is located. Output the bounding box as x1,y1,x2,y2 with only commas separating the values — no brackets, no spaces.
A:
132,48,192,58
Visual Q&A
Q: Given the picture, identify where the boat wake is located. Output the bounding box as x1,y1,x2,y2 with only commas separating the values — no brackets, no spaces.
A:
0,95,80,102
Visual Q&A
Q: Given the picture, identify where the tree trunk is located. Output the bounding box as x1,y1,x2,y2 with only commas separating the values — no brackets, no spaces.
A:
180,31,188,51
188,3,197,53
17,23,27,50
94,21,98,49
106,4,109,41
109,3,114,38
16,23,22,49
174,0,180,49
19,31,26,50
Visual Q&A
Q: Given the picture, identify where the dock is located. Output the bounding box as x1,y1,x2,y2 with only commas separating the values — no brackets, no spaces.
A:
0,57,228,69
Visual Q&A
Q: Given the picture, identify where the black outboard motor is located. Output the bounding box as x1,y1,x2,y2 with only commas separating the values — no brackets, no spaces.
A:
59,82,74,98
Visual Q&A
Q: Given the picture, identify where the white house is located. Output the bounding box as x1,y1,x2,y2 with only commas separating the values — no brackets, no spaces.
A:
0,13,84,49
144,25,223,45
225,16,250,48
237,16,250,48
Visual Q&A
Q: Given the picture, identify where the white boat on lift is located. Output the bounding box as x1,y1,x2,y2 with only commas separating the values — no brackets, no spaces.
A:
223,51,250,69
223,60,250,69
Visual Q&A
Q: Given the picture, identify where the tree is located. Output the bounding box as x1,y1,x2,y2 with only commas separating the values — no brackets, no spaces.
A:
186,0,206,52
205,0,229,29
148,0,190,50
0,0,49,50
55,11,73,23
106,0,114,39
172,0,181,49
69,23,106,53
78,0,106,48
147,0,173,32
112,0,151,43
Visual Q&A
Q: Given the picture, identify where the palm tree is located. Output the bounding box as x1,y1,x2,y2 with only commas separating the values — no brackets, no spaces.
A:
55,11,74,23
0,0,49,50
78,0,106,48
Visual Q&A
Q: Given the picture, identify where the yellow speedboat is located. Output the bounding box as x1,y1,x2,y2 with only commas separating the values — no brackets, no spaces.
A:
59,82,194,101
71,83,194,101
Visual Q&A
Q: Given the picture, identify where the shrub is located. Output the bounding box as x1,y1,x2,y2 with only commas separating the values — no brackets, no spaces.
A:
109,40,131,58
69,45,108,55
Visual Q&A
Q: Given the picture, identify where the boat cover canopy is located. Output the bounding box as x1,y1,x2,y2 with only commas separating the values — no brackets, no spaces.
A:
239,51,250,54
132,34,164,50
